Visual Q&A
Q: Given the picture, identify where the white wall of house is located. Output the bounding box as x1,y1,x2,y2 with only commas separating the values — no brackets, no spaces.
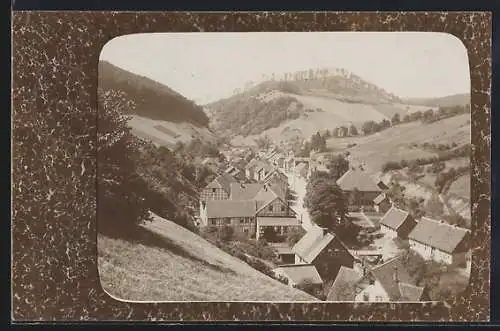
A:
355,281,389,302
199,201,208,226
380,225,397,238
409,239,462,265
295,255,307,265
409,239,433,260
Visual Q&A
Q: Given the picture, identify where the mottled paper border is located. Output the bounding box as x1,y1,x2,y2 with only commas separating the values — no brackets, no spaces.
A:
11,11,491,322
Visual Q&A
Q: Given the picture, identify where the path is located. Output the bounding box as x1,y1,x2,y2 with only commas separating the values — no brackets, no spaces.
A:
286,170,312,231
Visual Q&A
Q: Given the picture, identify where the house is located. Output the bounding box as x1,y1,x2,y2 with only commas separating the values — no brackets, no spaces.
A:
254,186,301,241
354,256,425,302
273,264,323,288
326,266,363,301
408,217,470,265
244,158,261,180
293,226,356,282
373,192,391,213
229,183,265,200
200,200,257,237
224,165,246,182
379,207,417,239
271,244,296,264
200,173,239,202
204,182,299,242
336,169,382,211
255,162,275,182
376,180,389,190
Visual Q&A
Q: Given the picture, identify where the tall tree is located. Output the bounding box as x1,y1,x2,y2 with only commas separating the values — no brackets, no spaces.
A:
327,154,350,181
307,181,348,230
391,113,401,126
97,89,151,232
349,124,358,136
254,135,272,150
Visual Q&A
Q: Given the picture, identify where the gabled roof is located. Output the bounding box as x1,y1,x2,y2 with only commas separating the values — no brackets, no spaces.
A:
205,173,238,194
408,217,470,254
370,255,419,301
229,183,264,200
244,158,260,171
274,264,323,285
398,283,425,301
336,169,381,192
373,192,388,205
327,266,363,301
292,226,352,264
379,207,412,231
205,200,257,218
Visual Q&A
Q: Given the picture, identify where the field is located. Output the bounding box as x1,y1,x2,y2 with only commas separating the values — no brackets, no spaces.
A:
326,114,471,174
448,174,471,199
233,90,436,146
98,215,317,302
128,115,217,149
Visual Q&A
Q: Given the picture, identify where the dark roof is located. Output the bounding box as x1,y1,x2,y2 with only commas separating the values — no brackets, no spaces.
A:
408,217,469,254
292,226,352,263
336,169,382,192
229,183,264,200
373,192,388,205
326,266,363,301
370,255,418,301
274,264,323,285
379,207,412,231
206,200,257,218
205,173,238,194
377,181,389,190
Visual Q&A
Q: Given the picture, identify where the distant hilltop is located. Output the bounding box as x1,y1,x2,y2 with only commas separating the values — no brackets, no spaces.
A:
231,67,400,103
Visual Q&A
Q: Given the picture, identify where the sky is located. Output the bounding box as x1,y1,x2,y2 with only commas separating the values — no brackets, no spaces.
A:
100,32,470,104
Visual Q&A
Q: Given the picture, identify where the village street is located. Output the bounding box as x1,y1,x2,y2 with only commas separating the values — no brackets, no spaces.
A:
287,170,313,231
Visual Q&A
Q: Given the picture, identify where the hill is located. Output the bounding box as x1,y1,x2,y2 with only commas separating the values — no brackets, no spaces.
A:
128,115,217,150
98,215,318,302
205,68,435,144
99,61,216,148
403,93,470,108
324,113,471,221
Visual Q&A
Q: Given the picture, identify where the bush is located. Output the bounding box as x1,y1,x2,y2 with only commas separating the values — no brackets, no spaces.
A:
286,227,306,246
218,225,234,242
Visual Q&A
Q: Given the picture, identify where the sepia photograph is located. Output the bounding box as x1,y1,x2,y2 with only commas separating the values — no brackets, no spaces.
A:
97,32,472,303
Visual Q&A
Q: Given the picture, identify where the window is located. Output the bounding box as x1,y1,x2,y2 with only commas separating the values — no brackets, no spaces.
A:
211,220,216,226
281,205,286,212
268,205,273,211
375,296,383,302
225,218,231,225
212,188,216,193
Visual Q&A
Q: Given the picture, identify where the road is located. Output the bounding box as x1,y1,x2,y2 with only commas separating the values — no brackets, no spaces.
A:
287,170,313,231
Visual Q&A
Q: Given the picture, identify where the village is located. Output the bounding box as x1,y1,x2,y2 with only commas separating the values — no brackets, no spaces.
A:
195,144,471,302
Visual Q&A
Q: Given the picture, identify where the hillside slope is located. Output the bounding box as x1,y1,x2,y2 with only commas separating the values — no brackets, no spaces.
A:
206,68,435,144
98,215,318,302
324,114,471,220
99,61,216,148
403,93,470,108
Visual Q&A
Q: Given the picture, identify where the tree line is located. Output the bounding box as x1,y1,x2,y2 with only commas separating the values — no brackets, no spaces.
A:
381,144,472,173
328,103,470,139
